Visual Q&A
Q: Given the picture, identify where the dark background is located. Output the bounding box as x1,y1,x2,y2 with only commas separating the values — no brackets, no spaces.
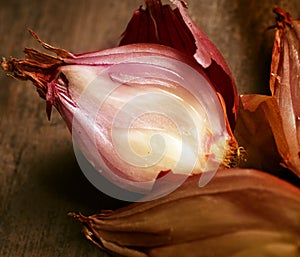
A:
0,1,299,256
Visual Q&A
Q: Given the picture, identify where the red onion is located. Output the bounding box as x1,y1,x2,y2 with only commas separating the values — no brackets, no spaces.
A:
1,0,238,200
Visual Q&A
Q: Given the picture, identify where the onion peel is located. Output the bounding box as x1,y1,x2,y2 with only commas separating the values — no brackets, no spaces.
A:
269,7,300,177
120,0,238,131
70,168,300,257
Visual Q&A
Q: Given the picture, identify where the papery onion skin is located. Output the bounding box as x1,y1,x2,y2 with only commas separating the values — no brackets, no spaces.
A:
233,94,300,187
232,8,300,184
120,0,238,132
70,168,300,257
1,0,240,189
270,7,300,177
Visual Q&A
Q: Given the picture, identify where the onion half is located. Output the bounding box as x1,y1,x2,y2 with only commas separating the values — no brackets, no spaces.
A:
1,0,239,200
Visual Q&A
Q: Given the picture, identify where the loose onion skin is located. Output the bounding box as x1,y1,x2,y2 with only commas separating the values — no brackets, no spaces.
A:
234,8,300,181
269,7,300,177
70,168,300,257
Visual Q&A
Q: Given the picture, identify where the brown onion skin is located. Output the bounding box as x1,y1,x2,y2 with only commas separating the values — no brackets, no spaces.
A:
268,7,300,177
119,0,238,131
71,168,300,257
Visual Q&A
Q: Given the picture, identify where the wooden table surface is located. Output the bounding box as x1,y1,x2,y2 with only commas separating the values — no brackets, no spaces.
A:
0,1,299,256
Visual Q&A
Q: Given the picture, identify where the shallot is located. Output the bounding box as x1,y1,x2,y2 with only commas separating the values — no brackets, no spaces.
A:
1,0,239,199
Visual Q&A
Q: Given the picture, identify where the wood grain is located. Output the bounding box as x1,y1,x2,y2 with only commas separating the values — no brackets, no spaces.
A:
0,1,299,256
